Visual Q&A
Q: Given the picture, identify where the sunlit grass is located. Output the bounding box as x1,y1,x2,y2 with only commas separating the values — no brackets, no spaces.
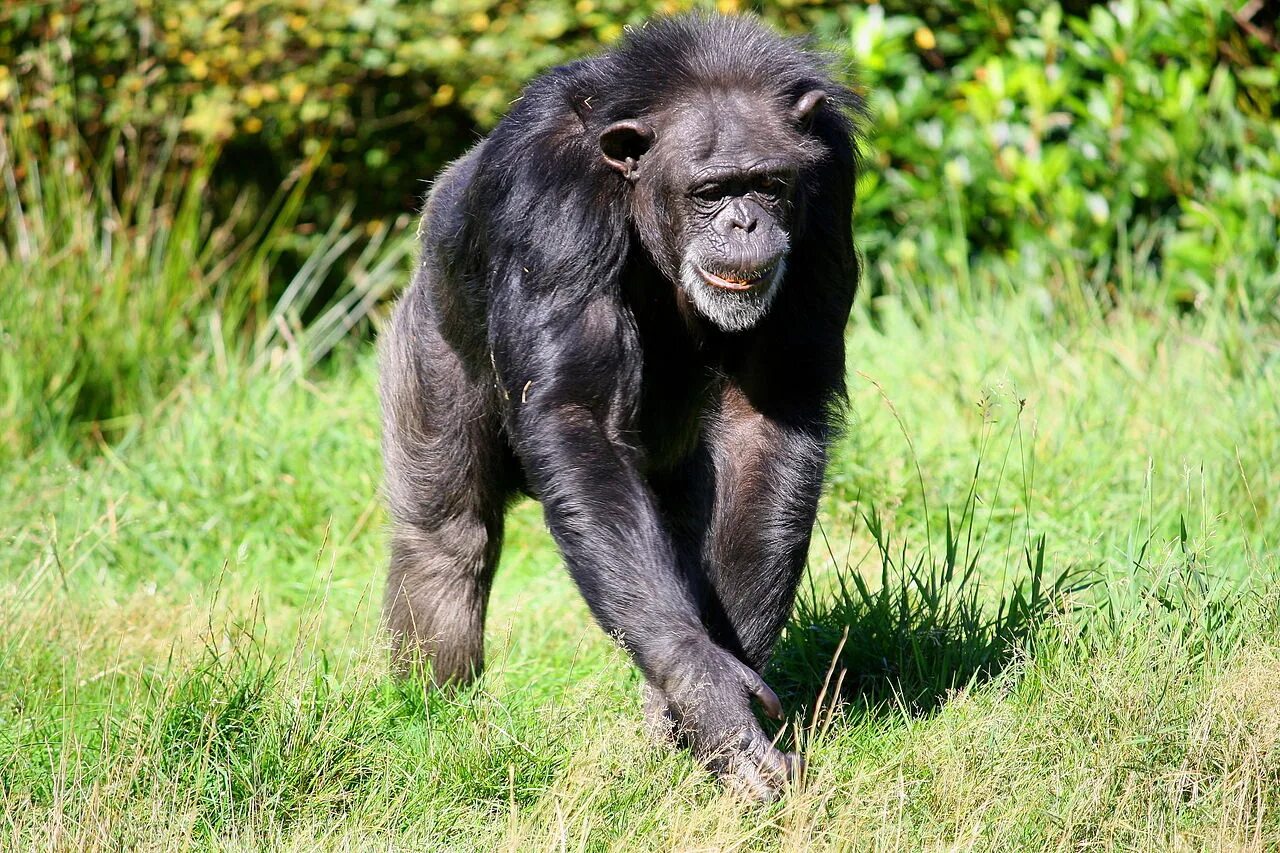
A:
0,114,410,464
2,121,1279,849
4,266,1278,848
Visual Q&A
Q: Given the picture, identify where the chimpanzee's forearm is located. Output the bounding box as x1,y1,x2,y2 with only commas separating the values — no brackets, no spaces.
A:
512,400,713,676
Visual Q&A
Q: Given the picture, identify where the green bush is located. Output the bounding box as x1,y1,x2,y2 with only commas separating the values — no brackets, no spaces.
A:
1,0,859,218
2,0,1277,308
847,0,1280,304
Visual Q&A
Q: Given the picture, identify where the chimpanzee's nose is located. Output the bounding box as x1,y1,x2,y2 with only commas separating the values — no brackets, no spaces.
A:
729,202,757,234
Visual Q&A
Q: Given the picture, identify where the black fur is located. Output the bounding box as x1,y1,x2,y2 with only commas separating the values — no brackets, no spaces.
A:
379,13,861,800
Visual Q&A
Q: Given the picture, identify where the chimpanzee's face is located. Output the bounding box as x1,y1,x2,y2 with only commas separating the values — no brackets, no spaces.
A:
599,89,827,332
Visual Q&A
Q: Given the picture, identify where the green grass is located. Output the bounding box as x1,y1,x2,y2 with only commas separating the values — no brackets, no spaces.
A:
4,280,1278,849
3,131,1279,849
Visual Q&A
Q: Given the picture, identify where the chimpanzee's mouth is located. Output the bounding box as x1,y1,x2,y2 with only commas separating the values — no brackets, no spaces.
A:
695,263,777,292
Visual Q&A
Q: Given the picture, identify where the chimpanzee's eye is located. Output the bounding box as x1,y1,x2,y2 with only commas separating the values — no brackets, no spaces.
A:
754,175,784,195
693,183,727,202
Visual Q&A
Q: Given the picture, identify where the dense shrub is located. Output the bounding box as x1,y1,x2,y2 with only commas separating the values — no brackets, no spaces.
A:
851,0,1280,302
1,0,861,217
2,0,1277,305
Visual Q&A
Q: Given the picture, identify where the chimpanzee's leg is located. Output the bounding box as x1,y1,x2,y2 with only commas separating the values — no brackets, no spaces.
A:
699,384,830,673
379,287,511,686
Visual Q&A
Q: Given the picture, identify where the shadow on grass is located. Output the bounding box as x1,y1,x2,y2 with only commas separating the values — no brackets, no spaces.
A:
769,507,1094,721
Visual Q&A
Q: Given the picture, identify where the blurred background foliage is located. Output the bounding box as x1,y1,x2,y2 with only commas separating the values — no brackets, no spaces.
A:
3,0,1278,298
1,1,1278,455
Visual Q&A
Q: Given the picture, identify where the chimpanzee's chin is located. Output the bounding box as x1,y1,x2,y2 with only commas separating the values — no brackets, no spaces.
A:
680,258,783,332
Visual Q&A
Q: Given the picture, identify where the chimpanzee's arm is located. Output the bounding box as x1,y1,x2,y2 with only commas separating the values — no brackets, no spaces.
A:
513,392,705,675
489,291,753,678
488,285,792,792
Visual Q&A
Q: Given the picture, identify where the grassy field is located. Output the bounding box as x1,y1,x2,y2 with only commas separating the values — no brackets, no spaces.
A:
1,115,1278,850
5,1,1279,842
4,219,1279,849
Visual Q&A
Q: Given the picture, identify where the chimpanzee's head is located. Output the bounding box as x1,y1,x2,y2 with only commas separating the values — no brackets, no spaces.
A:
599,87,829,332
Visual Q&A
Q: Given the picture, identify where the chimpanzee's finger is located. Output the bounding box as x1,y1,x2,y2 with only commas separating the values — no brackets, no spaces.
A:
746,674,784,721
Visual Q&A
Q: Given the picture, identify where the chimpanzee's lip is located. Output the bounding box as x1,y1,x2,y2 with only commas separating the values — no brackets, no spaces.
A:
695,263,774,292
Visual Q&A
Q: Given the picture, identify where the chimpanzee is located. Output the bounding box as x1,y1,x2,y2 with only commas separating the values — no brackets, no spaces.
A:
379,13,861,800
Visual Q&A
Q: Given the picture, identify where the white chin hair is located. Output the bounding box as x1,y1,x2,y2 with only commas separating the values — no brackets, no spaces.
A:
679,257,785,333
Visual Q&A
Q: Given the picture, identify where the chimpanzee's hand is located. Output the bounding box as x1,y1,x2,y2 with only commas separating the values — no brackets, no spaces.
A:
650,642,803,802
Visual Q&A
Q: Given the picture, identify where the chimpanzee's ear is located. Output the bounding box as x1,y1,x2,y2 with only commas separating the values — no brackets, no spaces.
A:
599,119,655,179
790,89,828,130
